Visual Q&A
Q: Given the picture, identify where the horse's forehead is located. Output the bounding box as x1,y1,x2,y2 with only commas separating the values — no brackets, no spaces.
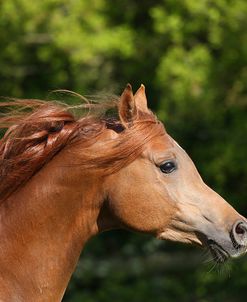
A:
146,133,175,152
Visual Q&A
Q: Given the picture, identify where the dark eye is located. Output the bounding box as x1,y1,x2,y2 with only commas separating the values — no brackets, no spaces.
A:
160,161,177,174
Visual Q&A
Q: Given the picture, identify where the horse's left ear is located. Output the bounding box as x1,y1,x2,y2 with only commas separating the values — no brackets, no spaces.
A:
134,84,149,113
119,83,136,127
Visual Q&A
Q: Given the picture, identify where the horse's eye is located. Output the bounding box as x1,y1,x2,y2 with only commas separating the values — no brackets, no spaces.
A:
160,161,177,174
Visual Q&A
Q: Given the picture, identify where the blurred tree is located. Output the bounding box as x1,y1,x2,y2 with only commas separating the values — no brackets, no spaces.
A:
0,0,135,97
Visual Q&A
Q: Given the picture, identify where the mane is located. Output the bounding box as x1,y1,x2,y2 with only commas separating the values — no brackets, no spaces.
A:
0,95,165,202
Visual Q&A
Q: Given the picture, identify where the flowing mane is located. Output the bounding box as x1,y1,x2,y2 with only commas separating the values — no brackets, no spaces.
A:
0,94,164,202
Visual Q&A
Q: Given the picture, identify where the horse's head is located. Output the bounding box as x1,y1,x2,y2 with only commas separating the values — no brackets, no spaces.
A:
103,85,247,263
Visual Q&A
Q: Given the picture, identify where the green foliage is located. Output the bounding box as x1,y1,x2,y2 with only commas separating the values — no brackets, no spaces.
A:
0,0,247,301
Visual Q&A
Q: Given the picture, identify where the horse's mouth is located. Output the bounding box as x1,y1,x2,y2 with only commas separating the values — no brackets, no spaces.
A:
207,240,230,264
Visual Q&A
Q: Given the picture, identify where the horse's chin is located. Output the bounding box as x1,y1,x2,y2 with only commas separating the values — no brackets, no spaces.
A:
157,229,204,246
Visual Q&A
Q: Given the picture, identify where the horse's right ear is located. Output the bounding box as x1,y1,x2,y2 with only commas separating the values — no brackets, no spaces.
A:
119,84,136,128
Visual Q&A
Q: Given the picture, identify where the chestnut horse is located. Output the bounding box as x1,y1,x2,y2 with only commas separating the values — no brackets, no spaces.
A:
0,85,246,301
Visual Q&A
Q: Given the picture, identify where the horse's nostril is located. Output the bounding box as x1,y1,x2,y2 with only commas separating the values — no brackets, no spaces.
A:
232,221,247,247
235,223,246,235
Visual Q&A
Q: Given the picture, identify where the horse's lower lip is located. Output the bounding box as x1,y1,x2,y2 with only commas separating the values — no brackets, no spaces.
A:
208,240,230,264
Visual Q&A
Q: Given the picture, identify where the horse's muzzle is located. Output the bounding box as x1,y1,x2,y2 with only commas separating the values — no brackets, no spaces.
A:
207,240,230,263
208,220,247,263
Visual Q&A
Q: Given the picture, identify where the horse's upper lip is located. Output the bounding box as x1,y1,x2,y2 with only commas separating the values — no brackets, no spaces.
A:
207,239,230,264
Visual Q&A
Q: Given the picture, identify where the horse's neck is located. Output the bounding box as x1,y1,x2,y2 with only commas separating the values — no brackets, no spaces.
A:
0,153,103,301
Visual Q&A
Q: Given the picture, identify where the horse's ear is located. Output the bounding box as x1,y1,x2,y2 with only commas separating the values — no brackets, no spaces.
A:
119,83,136,127
134,84,149,113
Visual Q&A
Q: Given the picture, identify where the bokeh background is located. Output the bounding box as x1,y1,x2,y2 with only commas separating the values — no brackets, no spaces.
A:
1,0,247,301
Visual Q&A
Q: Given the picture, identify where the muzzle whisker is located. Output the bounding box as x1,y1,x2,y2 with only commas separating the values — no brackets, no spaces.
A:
206,258,218,274
217,261,232,278
201,249,214,265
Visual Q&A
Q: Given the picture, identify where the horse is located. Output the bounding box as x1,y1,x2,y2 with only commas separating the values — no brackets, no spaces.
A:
0,84,246,301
